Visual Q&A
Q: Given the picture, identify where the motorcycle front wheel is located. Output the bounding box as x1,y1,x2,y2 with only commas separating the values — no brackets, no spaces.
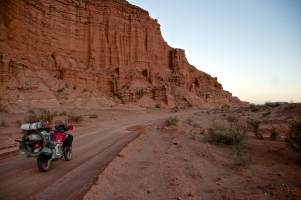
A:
37,157,52,172
63,147,72,161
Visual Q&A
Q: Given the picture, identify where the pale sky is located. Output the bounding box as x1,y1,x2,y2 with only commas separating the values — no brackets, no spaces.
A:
127,0,301,104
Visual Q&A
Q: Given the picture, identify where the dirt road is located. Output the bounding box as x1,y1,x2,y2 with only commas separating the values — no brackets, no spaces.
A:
0,111,179,200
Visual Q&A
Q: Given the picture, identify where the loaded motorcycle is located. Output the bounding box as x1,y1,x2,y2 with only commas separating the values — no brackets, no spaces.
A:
15,120,74,172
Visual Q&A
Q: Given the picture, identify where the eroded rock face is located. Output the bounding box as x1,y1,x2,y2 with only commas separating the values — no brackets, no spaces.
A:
0,0,249,108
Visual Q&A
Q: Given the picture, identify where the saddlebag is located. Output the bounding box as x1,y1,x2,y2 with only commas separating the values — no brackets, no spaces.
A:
63,134,73,147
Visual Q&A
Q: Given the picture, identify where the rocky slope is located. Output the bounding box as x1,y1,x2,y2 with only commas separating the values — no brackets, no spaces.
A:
0,0,248,108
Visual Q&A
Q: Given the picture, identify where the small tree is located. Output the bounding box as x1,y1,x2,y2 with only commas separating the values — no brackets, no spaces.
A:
227,116,239,123
169,116,179,126
286,120,301,153
270,127,279,140
247,119,260,137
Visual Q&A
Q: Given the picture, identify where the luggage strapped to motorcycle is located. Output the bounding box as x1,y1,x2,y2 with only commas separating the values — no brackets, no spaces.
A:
21,120,52,132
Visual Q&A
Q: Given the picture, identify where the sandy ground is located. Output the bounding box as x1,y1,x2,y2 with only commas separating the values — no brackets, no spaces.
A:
0,103,301,199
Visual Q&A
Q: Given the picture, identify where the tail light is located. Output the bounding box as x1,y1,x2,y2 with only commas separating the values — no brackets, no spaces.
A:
34,142,42,148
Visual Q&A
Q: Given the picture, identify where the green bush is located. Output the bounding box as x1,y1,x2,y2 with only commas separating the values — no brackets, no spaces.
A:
270,127,279,140
251,107,259,112
169,116,179,126
38,108,55,123
286,120,301,153
205,121,246,145
227,116,239,123
171,107,178,112
24,109,55,123
249,103,255,109
247,119,260,136
59,111,67,116
232,141,252,166
25,115,37,122
155,104,161,108
89,114,98,119
262,111,271,117
69,113,83,124
28,109,35,114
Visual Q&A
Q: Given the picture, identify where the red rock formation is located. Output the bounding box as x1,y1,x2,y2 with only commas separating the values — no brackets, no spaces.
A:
0,0,249,108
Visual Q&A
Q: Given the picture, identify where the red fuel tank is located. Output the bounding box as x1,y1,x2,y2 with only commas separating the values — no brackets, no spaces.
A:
51,132,66,142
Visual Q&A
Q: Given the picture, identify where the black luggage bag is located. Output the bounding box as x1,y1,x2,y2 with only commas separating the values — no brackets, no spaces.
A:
63,134,73,147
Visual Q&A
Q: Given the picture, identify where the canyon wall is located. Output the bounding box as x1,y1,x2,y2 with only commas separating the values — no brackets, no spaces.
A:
0,0,248,108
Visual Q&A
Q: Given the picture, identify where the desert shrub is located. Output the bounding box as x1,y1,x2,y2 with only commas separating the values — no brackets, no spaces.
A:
227,116,239,123
59,111,67,116
24,115,38,122
52,111,58,117
28,109,35,114
249,103,255,109
262,111,271,117
247,119,260,136
232,141,252,166
171,107,178,112
24,109,55,123
258,132,263,139
186,118,193,124
57,88,64,93
69,113,83,124
205,121,246,145
24,110,38,122
0,119,7,127
155,104,161,108
38,108,55,123
169,116,179,126
286,120,301,153
251,107,259,112
89,114,98,119
270,127,279,140
186,118,200,127
222,104,230,109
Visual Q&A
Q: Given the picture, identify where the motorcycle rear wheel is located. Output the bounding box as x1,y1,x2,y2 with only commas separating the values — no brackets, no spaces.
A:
37,157,52,172
63,147,72,161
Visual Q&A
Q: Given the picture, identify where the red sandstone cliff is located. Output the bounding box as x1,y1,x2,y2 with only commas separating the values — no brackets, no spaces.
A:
0,0,248,108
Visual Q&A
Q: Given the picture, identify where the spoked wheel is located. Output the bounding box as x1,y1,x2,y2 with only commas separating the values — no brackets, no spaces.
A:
21,131,46,157
63,147,72,161
37,157,52,172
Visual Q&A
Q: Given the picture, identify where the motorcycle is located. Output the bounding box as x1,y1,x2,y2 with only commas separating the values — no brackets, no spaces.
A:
15,120,74,172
